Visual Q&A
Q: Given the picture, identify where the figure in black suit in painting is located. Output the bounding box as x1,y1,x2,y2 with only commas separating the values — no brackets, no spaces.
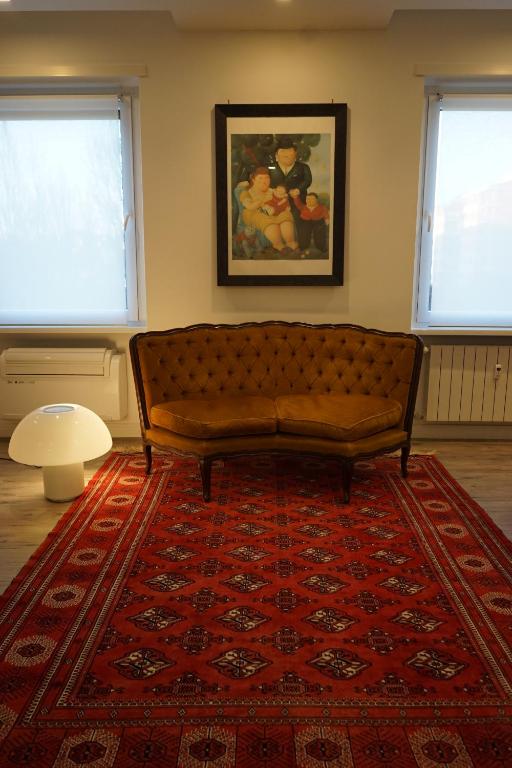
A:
269,140,312,202
269,140,312,244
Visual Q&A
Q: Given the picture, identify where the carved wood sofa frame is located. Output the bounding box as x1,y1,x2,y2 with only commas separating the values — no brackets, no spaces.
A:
129,321,423,502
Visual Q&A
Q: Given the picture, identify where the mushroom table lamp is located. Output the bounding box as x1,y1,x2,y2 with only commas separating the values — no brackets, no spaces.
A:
9,404,112,502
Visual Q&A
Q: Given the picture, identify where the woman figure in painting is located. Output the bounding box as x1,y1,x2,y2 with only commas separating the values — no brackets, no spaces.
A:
239,167,298,254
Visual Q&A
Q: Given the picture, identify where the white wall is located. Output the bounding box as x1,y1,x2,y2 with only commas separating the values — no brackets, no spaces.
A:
1,10,512,437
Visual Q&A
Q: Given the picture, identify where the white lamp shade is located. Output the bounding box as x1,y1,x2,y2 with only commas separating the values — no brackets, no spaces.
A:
9,403,112,466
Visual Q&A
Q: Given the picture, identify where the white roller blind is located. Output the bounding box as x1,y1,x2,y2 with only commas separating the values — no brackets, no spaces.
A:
0,94,120,119
0,93,138,326
416,92,512,328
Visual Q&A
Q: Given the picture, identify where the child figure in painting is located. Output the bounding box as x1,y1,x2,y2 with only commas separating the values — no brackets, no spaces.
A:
260,184,291,217
291,190,330,256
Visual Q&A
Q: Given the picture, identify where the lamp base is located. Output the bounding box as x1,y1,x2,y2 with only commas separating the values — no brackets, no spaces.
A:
43,463,85,502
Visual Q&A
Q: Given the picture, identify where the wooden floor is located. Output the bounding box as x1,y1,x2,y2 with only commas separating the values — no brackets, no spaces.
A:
0,438,510,594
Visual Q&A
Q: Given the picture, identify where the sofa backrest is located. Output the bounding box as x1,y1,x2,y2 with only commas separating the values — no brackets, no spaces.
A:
130,323,423,432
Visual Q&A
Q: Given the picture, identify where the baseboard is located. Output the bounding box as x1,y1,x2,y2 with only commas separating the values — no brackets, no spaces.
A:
413,420,512,440
107,422,141,438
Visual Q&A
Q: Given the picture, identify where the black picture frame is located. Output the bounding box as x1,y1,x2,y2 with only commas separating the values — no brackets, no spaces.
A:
215,103,347,286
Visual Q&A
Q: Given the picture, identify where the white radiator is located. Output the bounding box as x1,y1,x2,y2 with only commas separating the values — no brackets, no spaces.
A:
0,348,127,421
426,345,512,423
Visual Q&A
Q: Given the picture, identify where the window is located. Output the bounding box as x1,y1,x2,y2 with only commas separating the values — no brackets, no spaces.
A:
0,91,143,327
415,90,512,329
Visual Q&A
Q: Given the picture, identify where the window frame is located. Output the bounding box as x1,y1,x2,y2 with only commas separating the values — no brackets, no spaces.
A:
0,82,145,330
414,83,512,332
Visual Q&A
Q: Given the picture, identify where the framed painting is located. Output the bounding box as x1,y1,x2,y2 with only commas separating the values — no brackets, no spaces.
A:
215,103,347,286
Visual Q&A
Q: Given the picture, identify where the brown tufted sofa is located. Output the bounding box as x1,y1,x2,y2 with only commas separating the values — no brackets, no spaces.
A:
130,322,423,502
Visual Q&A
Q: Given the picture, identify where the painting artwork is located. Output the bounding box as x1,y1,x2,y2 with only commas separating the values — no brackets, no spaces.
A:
215,103,347,286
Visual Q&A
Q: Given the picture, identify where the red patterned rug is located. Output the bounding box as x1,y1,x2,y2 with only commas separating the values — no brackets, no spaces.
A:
0,453,511,767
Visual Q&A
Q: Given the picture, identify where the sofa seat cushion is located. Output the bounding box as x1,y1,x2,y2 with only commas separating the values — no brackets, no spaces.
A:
151,395,277,439
275,393,402,442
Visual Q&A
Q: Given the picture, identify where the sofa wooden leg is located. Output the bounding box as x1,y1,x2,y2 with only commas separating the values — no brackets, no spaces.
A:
341,462,353,503
401,445,410,478
199,458,212,502
144,444,152,475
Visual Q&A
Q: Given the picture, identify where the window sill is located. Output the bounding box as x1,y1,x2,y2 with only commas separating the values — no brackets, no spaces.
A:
411,326,512,336
0,324,147,334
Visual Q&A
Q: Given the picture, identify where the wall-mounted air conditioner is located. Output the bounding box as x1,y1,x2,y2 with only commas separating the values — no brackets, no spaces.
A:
0,348,127,421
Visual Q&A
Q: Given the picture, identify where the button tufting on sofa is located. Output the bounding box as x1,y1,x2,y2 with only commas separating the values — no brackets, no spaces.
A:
130,322,423,504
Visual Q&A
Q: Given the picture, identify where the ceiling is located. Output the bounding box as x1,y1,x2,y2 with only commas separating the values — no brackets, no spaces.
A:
1,0,512,30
